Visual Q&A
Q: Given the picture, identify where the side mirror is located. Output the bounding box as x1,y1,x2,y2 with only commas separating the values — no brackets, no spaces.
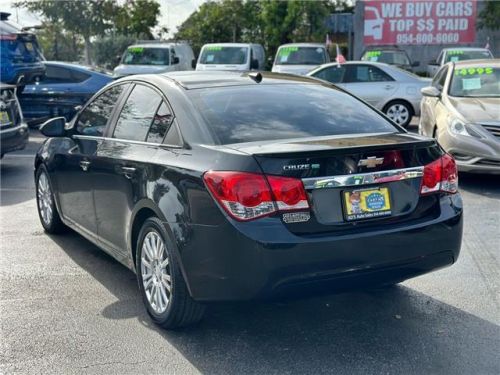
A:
421,86,441,98
191,59,196,69
74,105,82,112
172,56,180,65
428,60,438,66
412,61,420,67
40,117,66,137
250,59,259,70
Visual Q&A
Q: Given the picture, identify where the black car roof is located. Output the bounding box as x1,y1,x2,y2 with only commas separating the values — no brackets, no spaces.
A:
160,71,319,90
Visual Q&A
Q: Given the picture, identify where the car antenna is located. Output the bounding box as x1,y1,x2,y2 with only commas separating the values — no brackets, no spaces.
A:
248,72,262,83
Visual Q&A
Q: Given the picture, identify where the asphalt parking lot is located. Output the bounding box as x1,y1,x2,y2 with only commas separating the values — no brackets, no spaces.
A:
1,127,499,375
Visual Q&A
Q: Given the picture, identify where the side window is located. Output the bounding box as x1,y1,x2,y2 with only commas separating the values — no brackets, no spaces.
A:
43,66,90,83
147,101,174,143
113,84,162,142
76,84,126,136
313,66,345,84
344,65,393,83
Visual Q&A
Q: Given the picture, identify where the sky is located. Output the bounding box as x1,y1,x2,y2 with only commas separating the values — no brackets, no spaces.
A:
0,0,206,36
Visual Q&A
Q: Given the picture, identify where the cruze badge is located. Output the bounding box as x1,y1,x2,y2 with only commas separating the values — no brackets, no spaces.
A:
283,163,320,171
358,156,384,168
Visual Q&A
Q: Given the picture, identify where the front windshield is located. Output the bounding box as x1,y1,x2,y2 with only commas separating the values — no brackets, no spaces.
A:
449,66,500,97
362,51,410,66
275,46,327,65
444,50,492,63
199,46,248,65
121,47,170,66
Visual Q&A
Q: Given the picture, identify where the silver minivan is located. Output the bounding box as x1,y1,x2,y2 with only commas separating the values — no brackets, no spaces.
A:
113,42,195,78
196,43,265,71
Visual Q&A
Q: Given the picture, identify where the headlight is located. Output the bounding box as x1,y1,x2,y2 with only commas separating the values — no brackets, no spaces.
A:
448,118,470,136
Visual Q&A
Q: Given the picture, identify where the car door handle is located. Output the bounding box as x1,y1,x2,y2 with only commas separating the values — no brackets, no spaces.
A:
384,85,394,90
120,166,136,179
79,160,90,171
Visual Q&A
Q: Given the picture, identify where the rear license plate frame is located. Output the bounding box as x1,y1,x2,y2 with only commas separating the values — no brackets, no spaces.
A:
342,186,392,222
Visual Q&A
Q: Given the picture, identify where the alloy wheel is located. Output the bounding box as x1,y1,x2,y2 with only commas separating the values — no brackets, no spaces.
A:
386,104,410,125
37,171,53,226
141,231,172,314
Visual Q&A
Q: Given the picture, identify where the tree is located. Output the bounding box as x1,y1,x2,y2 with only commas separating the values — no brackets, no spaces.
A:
113,0,161,38
36,21,82,61
477,0,500,30
16,0,161,64
175,1,336,66
175,0,263,56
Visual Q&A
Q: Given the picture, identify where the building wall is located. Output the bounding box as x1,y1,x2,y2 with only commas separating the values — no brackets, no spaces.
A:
353,0,500,73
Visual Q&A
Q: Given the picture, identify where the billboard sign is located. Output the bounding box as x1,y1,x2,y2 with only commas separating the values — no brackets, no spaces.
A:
363,0,477,45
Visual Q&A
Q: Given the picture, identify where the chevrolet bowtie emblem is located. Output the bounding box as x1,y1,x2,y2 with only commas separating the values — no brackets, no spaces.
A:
358,156,384,168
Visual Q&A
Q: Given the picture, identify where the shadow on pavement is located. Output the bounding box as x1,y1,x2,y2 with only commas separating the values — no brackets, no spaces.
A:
459,172,500,198
49,230,500,375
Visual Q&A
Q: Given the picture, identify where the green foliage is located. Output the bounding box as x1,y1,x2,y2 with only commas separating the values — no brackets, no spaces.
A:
36,21,83,61
175,0,263,56
477,0,500,30
15,0,161,64
175,0,340,65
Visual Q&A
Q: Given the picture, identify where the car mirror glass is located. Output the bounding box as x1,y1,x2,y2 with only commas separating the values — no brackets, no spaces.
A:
40,117,66,137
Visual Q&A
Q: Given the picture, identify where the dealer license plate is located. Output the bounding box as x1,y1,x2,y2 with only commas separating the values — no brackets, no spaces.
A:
343,187,392,221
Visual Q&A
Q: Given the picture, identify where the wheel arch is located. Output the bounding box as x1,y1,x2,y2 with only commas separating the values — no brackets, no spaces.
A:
129,199,167,271
382,98,416,117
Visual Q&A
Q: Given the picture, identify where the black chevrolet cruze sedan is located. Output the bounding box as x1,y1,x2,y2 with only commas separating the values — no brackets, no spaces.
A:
35,71,463,329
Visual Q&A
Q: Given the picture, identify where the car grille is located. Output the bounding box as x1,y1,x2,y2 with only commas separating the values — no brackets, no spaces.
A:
481,124,500,138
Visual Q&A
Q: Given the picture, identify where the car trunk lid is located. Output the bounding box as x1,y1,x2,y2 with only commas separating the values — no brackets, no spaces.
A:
227,132,443,234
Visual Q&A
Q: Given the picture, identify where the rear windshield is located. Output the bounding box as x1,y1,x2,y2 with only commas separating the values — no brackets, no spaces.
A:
121,47,169,66
444,50,492,63
275,46,327,66
189,84,397,144
199,46,249,65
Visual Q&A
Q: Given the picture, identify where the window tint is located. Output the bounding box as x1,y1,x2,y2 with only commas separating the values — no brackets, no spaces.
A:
76,84,125,136
344,65,393,83
113,85,162,141
164,123,182,146
189,84,397,145
199,46,249,65
43,65,90,83
147,101,173,143
312,66,345,84
121,47,169,66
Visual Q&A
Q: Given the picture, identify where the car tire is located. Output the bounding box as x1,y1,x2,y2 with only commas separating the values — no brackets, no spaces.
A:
136,217,205,329
35,165,66,234
383,100,413,128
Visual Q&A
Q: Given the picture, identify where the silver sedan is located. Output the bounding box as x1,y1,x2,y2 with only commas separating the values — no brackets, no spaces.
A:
307,61,431,128
420,59,500,174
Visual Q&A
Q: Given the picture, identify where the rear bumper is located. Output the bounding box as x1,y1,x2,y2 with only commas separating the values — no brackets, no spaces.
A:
177,194,463,301
0,123,29,155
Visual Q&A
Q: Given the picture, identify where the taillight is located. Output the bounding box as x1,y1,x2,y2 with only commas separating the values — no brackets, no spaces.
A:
420,154,458,195
203,171,309,221
0,34,17,41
